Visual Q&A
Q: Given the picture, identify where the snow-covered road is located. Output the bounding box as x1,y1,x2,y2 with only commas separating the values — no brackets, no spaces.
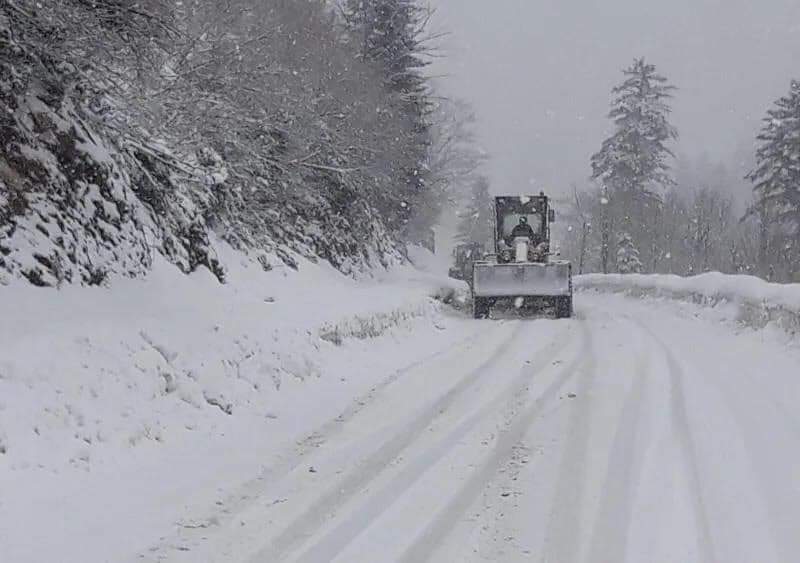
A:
143,292,800,563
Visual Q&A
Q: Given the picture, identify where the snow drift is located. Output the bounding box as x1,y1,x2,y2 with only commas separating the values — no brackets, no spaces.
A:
0,247,459,472
0,245,470,562
576,272,800,337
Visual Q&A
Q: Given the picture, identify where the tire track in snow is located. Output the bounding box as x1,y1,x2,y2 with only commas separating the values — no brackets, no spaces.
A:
141,324,493,562
539,323,597,563
652,323,790,563
637,321,718,563
254,321,571,562
713,381,799,563
292,324,495,456
585,324,649,563
396,321,592,563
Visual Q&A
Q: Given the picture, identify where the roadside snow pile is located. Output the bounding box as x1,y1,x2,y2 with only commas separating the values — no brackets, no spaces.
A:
576,272,800,337
319,305,432,346
405,244,470,306
0,244,462,494
0,247,455,471
0,246,472,562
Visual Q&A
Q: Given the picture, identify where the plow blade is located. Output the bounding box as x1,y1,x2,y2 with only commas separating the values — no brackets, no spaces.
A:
473,261,572,298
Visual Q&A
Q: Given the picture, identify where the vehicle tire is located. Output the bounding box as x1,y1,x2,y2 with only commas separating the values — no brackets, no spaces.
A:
473,297,491,319
555,295,573,319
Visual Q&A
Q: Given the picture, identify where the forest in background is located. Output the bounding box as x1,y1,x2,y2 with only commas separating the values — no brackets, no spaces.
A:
456,58,800,283
562,59,800,283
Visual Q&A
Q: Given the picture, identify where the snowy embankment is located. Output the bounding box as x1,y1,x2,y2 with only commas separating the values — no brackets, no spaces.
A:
576,272,800,337
0,244,470,563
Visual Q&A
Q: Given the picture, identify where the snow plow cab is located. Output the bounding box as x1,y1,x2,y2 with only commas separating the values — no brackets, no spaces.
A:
472,194,573,319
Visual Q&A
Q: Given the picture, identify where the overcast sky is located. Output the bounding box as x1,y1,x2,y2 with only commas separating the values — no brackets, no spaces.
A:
428,0,800,199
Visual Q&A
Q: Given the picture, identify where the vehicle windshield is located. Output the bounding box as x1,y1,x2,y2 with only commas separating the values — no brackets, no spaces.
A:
502,213,543,238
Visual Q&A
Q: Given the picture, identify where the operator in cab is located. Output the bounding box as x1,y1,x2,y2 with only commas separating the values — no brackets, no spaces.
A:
510,216,535,240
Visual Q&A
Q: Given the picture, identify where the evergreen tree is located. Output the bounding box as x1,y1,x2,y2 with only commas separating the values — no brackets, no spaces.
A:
456,176,493,245
342,0,433,238
591,59,678,270
616,231,643,274
747,80,800,278
345,0,429,94
592,59,678,198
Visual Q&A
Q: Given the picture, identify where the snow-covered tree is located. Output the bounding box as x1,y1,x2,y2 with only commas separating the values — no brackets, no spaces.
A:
683,188,734,274
342,0,434,237
591,59,678,271
747,80,800,279
616,232,643,274
456,176,493,245
428,99,485,205
592,59,678,199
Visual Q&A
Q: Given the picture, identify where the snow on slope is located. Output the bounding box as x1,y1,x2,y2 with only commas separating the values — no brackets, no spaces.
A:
0,243,470,563
576,272,800,338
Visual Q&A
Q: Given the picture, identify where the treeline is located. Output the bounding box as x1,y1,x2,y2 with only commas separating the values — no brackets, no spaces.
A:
0,0,462,285
562,58,800,283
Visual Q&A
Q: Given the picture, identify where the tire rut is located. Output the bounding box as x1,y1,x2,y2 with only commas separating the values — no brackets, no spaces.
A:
396,321,592,563
254,321,570,562
657,326,791,563
637,321,718,563
585,324,649,563
539,324,597,563
140,324,493,562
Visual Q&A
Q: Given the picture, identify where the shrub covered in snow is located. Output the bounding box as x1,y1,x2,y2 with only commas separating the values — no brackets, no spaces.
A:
615,232,643,274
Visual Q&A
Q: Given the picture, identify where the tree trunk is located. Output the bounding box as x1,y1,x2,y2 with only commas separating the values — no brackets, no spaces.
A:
600,205,611,274
579,221,588,275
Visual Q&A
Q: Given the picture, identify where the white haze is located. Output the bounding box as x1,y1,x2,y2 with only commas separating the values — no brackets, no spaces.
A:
429,0,800,200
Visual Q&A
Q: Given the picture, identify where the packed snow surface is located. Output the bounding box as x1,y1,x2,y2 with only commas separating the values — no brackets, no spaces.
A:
2,263,800,562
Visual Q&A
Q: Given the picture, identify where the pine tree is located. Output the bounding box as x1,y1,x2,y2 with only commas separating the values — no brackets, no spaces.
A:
616,232,643,274
342,0,433,238
747,80,800,276
345,0,428,93
591,59,678,270
456,176,493,245
592,59,678,198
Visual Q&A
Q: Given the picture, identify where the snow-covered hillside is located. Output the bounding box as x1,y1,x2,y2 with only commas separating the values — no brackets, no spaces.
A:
1,1,447,289
0,245,469,562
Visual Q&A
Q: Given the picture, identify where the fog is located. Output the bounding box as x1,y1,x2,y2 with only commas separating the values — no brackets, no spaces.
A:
429,0,800,200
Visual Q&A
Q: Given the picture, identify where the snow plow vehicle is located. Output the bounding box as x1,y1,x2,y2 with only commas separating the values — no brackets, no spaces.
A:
448,242,484,288
472,194,572,319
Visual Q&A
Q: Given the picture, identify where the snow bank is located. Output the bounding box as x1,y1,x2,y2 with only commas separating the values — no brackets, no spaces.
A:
0,245,470,562
0,248,456,472
576,272,800,337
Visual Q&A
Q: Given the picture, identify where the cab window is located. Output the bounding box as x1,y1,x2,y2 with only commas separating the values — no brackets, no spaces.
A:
501,213,542,237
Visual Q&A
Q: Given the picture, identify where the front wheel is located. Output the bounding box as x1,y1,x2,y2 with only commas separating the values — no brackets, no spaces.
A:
473,296,491,319
555,295,573,319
